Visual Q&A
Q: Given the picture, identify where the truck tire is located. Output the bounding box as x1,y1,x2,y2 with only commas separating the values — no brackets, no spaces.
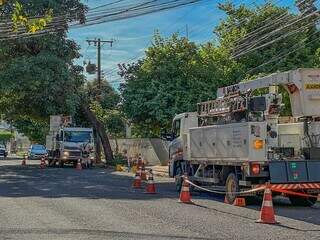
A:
225,173,239,204
175,167,183,192
289,195,317,207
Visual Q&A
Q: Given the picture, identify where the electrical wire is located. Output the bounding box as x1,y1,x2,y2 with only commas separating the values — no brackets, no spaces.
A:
0,0,205,41
232,9,320,58
233,1,318,53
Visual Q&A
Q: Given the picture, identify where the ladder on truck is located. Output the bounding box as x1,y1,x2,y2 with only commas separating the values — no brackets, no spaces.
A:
197,95,248,117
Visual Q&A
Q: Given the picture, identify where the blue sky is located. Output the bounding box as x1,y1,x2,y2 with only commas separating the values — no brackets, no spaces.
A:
68,0,299,89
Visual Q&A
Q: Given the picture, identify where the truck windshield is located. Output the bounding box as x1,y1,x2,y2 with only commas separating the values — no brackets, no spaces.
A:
64,131,92,143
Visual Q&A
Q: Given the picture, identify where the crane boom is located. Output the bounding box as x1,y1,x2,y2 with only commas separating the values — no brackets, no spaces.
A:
214,68,320,118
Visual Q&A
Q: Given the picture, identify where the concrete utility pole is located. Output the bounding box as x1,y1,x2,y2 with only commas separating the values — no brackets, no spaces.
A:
86,38,114,92
86,38,114,164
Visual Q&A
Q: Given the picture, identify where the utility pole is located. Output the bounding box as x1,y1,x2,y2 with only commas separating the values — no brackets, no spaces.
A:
86,38,114,93
86,38,114,164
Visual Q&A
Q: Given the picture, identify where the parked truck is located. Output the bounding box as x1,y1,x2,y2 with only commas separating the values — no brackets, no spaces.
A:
46,115,95,167
168,68,320,206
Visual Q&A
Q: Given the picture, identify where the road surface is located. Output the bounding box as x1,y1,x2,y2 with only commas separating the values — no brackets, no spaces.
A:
0,158,319,239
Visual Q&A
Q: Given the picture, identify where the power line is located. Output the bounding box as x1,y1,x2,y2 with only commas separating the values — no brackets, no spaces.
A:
232,9,320,58
245,31,320,74
233,0,317,52
0,0,205,41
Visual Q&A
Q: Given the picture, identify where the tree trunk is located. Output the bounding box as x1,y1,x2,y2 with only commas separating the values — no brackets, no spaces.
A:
83,106,114,162
93,128,101,163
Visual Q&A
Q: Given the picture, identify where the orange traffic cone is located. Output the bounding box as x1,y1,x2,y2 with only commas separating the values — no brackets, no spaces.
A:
21,154,27,166
133,171,142,188
256,185,278,224
179,175,193,204
40,158,46,169
145,169,156,194
141,164,147,181
233,197,246,207
76,159,82,170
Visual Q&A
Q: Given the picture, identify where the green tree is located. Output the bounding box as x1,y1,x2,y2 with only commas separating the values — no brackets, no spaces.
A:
0,0,85,142
13,117,48,143
216,2,320,77
120,2,320,135
120,34,240,136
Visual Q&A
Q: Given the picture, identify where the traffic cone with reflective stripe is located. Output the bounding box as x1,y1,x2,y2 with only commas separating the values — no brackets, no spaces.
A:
233,197,246,207
145,169,156,194
40,157,46,169
141,164,147,181
179,175,193,204
256,185,278,224
133,171,142,188
21,154,27,166
76,159,82,170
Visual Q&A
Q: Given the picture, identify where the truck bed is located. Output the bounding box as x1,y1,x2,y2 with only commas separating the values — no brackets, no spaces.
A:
187,122,267,163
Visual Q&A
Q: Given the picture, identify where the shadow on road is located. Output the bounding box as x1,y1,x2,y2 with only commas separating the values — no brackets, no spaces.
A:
0,163,177,201
0,161,319,226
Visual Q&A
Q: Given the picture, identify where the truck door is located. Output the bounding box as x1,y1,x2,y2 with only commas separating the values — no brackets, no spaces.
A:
169,118,183,177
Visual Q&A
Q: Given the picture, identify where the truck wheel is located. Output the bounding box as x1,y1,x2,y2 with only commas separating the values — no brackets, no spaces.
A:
289,195,317,207
225,173,239,204
175,167,183,192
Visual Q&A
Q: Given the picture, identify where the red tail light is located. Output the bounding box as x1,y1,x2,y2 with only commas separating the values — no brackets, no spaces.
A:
251,163,260,175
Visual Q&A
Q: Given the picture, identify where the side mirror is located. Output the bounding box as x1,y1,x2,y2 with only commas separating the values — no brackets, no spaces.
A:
161,133,174,141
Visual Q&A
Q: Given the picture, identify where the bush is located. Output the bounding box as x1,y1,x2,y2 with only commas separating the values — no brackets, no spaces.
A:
108,153,127,166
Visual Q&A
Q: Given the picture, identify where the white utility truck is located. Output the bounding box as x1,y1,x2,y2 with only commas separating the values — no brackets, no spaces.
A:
168,68,320,206
46,115,95,167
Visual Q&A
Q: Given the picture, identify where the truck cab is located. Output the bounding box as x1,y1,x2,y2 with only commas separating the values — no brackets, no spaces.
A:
58,127,94,164
46,115,95,167
168,112,198,177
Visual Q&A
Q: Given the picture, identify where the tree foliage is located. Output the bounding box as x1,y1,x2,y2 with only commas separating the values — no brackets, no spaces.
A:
0,0,85,142
120,2,320,137
0,130,13,143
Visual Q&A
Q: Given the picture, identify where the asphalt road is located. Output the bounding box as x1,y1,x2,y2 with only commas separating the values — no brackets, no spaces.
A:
0,158,319,240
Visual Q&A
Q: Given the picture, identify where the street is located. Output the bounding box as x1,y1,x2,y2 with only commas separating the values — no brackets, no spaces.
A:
0,158,318,240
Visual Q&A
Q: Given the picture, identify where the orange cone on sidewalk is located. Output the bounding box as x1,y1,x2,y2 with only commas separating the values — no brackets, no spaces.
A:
145,169,156,194
233,197,246,207
256,185,278,224
76,159,82,170
40,157,46,169
179,174,193,204
133,171,142,188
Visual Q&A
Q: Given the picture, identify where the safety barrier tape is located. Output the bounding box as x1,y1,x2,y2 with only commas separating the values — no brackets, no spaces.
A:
185,179,266,195
254,183,320,190
270,188,319,199
185,178,320,199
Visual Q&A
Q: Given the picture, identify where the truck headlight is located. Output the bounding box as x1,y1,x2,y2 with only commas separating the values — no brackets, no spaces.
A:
63,151,69,156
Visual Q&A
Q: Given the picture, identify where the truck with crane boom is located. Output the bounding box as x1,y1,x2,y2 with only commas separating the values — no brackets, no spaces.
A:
168,68,320,206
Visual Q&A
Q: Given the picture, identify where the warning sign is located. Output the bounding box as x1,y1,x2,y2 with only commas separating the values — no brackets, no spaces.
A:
305,84,320,90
